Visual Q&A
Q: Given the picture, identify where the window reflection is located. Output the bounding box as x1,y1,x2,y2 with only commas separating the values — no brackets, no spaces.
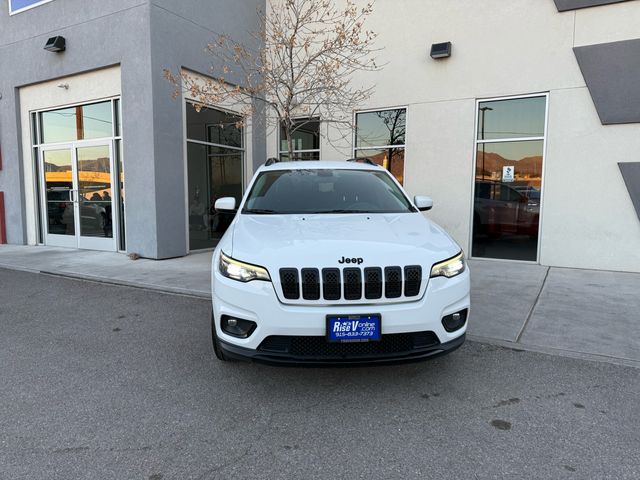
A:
354,109,406,184
77,146,113,239
473,140,544,262
354,148,405,185
40,101,113,144
186,104,244,250
355,109,406,148
279,118,320,160
477,97,546,141
43,149,75,236
186,105,243,148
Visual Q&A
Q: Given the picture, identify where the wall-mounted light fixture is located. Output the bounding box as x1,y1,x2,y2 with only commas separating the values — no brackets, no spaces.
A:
44,36,66,53
430,42,452,59
57,83,69,90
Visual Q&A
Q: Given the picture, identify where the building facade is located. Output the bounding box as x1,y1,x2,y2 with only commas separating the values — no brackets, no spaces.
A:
1,0,639,272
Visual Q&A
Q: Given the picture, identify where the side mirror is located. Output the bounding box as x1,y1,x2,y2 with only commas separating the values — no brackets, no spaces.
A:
214,197,237,213
414,195,433,212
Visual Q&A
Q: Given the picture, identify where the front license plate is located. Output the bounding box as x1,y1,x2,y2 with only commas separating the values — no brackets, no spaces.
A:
327,314,381,342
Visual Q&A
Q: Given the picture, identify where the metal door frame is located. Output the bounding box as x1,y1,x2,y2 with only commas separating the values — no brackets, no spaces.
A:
38,139,118,251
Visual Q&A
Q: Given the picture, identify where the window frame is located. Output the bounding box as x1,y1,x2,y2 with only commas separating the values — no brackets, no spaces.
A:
353,106,408,184
278,117,321,161
30,96,125,251
184,101,247,252
469,92,550,264
8,0,53,15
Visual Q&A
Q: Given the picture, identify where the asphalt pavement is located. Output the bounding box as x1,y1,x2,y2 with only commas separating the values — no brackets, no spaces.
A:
1,268,638,480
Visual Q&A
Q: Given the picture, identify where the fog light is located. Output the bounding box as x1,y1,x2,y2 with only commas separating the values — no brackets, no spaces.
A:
442,309,468,333
221,315,256,338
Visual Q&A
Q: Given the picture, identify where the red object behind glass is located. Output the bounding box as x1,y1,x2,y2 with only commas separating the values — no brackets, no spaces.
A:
0,192,7,244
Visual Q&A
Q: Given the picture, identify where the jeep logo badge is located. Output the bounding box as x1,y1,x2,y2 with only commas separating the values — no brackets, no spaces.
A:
338,256,363,265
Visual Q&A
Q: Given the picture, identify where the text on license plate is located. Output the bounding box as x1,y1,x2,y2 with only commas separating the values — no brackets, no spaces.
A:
327,314,381,342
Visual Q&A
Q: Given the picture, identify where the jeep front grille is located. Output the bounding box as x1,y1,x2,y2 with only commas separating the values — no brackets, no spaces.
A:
279,266,423,301
279,268,300,299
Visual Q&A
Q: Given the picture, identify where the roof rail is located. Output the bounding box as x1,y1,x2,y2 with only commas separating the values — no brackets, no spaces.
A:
264,157,280,167
347,157,378,166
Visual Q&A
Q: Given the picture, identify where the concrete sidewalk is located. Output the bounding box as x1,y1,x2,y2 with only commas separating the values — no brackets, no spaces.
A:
1,244,638,367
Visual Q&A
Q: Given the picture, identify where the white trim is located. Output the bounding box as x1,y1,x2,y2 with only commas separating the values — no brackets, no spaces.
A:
186,138,245,152
477,91,550,103
355,104,409,115
468,92,550,263
182,100,190,255
278,148,322,154
8,0,53,15
537,92,551,264
354,144,407,150
476,136,545,144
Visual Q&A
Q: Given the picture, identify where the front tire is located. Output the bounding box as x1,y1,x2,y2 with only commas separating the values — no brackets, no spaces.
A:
211,311,229,362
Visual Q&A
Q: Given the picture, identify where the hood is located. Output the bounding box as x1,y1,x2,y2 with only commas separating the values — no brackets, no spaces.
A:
228,212,460,272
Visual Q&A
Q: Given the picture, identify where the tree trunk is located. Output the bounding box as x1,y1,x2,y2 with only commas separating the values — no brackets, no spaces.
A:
285,125,294,161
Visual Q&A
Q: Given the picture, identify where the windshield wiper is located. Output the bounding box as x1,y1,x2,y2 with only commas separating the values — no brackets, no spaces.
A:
243,208,279,214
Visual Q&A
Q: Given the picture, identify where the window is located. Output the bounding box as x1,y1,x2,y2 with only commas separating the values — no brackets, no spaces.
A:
9,0,53,14
243,169,415,215
279,119,320,161
354,108,406,184
472,95,547,262
39,101,113,144
186,103,244,250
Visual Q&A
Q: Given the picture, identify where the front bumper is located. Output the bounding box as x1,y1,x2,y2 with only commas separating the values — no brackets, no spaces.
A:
212,264,470,365
219,332,466,366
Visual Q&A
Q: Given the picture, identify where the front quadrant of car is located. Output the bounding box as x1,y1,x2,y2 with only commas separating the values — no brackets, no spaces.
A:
211,161,470,366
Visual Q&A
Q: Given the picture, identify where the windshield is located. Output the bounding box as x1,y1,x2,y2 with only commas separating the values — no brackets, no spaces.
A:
242,169,416,215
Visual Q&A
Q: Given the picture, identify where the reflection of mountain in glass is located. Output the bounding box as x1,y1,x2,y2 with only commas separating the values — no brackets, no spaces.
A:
476,151,543,187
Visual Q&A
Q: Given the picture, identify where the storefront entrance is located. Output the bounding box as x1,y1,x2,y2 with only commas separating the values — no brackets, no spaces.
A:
40,141,117,251
31,98,124,252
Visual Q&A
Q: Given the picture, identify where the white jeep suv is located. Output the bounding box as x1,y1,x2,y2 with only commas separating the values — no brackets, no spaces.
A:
211,160,470,365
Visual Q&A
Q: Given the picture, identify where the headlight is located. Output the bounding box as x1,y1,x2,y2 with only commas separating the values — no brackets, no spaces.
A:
430,252,466,278
219,251,271,282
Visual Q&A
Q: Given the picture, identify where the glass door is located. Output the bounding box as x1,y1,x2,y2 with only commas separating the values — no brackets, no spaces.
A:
40,142,117,251
75,143,116,250
41,147,77,248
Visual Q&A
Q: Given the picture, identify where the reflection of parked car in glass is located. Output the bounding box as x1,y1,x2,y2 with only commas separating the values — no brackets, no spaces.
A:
474,181,539,238
47,190,67,222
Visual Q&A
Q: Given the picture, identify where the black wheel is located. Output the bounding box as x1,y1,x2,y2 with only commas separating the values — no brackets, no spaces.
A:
211,311,228,362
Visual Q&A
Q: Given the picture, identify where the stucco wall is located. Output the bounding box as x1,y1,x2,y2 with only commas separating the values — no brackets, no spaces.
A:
312,0,640,272
0,0,266,258
0,1,153,251
147,0,266,257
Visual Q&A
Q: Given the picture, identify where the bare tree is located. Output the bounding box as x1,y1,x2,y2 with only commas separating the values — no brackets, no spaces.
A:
164,0,380,161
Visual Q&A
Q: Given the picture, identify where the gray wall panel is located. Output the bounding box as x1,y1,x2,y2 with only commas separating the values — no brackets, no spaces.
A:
554,0,633,11
0,0,147,45
619,163,640,222
0,2,157,251
574,39,640,125
0,0,266,257
148,1,265,257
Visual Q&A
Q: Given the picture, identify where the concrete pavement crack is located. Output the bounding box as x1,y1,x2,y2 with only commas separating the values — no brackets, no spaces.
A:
515,266,550,343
